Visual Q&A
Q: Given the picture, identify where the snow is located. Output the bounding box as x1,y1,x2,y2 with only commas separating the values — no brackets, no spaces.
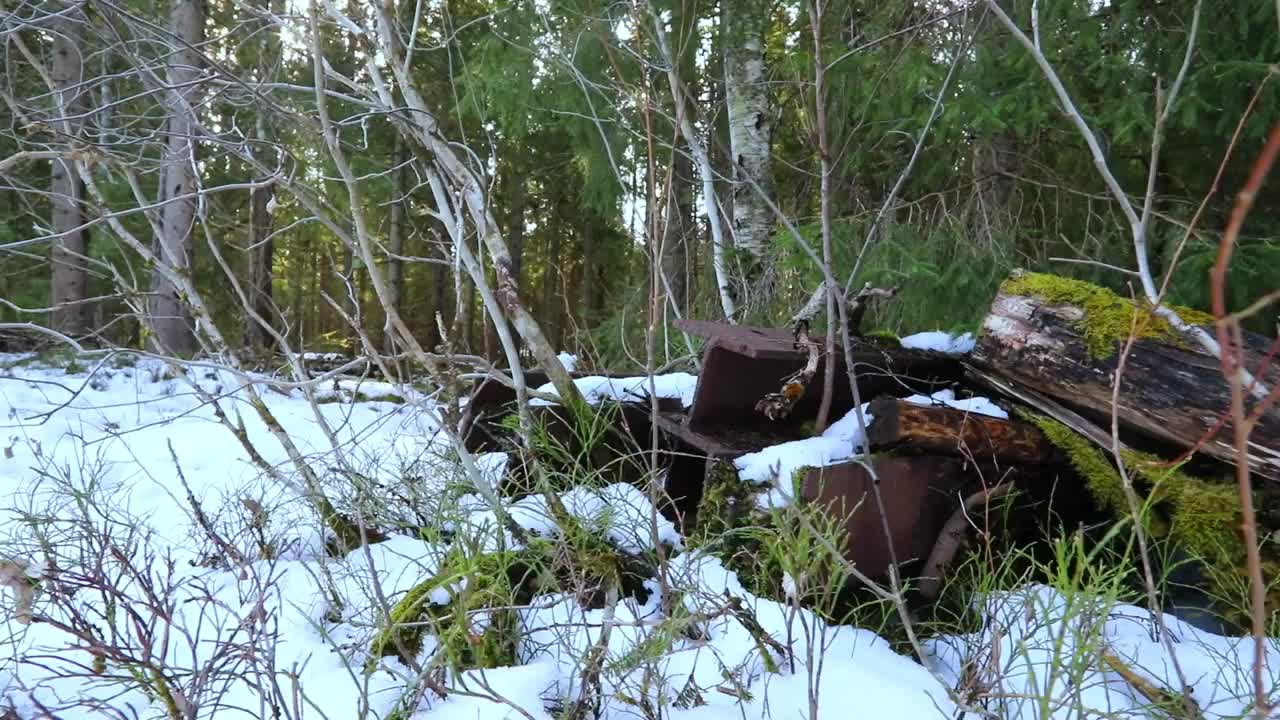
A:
506,482,682,553
530,372,698,408
904,388,1009,419
733,402,874,508
926,584,1280,719
556,352,579,373
900,330,977,355
3,353,1277,720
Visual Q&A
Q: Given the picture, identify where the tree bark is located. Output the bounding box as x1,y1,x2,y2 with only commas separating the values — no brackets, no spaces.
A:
243,173,275,353
485,165,524,363
149,0,203,356
660,150,691,314
373,1,583,408
972,282,1280,480
650,6,736,322
453,234,474,352
242,0,282,355
428,228,447,349
543,212,563,350
49,8,91,337
385,137,407,353
866,396,1058,464
340,242,356,347
723,0,774,306
291,234,307,344
507,167,526,293
581,215,595,331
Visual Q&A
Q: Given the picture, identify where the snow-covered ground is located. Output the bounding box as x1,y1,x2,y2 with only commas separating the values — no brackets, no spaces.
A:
2,351,1278,719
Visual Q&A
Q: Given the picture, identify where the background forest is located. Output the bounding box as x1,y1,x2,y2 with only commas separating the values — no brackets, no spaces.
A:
5,2,1280,718
2,0,1276,367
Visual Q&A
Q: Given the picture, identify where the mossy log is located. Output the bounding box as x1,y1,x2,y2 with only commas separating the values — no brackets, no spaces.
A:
866,395,1059,464
1026,412,1280,626
973,272,1280,481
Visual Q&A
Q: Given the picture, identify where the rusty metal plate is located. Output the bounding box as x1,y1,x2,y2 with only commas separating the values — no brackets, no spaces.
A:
685,338,963,436
800,456,966,579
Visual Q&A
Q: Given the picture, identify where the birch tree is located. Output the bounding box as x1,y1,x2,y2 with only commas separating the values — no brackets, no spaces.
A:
723,0,775,312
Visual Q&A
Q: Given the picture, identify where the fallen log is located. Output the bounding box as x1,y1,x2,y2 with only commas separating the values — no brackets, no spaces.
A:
866,395,1059,464
972,272,1280,481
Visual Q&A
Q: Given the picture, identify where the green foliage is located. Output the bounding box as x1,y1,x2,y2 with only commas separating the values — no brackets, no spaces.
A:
367,545,544,670
3,0,1275,378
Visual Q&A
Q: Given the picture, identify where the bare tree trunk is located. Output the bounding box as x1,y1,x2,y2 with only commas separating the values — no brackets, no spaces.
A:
649,4,736,322
581,215,596,328
661,149,692,314
149,0,202,355
543,213,563,350
453,235,474,352
507,168,526,294
339,243,356,347
723,0,775,310
243,0,282,355
49,8,90,337
243,174,275,353
291,235,307,343
372,0,583,407
428,229,447,349
969,13,1020,248
484,166,525,363
385,137,407,355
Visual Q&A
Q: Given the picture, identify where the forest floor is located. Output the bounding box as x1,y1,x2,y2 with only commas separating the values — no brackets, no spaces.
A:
1,351,1277,719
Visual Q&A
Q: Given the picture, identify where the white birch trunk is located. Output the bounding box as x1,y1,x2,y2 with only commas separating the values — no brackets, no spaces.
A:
723,0,775,298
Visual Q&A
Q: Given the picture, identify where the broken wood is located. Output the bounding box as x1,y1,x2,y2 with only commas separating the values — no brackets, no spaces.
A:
973,277,1280,481
754,324,820,421
917,483,1016,600
788,281,899,337
866,396,1059,464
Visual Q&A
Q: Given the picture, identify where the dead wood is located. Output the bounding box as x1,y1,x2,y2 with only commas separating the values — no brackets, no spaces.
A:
971,284,1280,480
866,396,1058,464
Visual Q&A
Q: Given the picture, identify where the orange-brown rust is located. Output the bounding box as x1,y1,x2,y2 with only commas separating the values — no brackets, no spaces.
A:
866,395,1059,464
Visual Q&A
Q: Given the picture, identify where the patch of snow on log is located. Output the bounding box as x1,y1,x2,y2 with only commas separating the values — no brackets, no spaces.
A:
904,388,1008,419
530,372,698,408
900,330,977,354
555,352,579,372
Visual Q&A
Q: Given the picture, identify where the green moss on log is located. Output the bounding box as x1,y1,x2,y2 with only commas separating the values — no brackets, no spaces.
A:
862,330,902,349
1001,272,1214,358
694,460,769,543
1023,412,1280,624
1026,415,1131,516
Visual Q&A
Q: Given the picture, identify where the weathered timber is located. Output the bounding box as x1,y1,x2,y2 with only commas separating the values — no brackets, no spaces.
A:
963,364,1121,451
972,287,1280,480
866,395,1059,464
